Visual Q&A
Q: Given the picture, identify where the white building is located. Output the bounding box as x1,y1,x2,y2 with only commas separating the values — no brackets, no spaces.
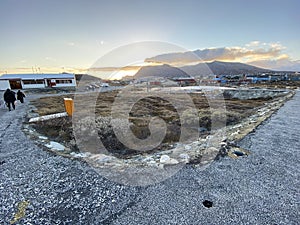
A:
0,73,76,90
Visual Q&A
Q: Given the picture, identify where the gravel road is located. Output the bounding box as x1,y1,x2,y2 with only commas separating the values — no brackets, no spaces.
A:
0,91,299,224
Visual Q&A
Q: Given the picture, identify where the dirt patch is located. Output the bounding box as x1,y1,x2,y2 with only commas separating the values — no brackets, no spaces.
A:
29,89,279,158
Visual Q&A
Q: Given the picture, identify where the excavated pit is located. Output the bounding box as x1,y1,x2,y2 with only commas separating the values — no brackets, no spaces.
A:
27,88,292,160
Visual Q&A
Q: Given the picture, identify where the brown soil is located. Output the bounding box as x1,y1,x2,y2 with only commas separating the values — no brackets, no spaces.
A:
30,90,278,158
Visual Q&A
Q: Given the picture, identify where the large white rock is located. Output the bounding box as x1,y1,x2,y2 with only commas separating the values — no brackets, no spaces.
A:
160,155,170,163
159,155,179,165
47,141,65,151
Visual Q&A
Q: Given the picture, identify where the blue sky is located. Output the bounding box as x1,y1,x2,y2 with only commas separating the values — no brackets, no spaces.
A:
0,0,299,73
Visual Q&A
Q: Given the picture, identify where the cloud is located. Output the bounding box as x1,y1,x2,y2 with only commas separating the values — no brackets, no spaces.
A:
144,41,300,71
145,42,287,64
89,65,141,71
249,59,300,71
245,41,260,47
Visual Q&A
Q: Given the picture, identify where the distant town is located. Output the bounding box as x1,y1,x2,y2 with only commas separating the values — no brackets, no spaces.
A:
106,71,300,87
1,61,300,91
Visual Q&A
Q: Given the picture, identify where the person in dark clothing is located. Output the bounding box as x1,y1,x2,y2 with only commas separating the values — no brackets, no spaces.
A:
3,88,16,111
17,90,26,103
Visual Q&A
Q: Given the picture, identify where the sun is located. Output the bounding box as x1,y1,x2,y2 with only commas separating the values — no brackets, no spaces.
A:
109,61,163,80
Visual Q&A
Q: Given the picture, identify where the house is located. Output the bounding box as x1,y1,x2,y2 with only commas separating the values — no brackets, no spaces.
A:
0,73,76,90
172,77,197,86
246,74,271,83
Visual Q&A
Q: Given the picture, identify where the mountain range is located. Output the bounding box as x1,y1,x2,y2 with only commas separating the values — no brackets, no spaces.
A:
134,61,273,79
144,47,300,72
181,61,272,76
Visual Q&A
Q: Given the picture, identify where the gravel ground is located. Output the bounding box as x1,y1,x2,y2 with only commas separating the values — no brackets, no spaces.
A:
0,91,299,224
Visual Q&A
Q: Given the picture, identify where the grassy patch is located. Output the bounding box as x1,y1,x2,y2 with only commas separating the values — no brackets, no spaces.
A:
30,90,275,157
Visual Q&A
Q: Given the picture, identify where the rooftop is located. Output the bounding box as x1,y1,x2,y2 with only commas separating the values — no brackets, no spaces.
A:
0,73,75,80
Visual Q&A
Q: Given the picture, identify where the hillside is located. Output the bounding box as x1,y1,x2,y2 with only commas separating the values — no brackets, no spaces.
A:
134,64,189,79
133,61,272,79
181,61,272,76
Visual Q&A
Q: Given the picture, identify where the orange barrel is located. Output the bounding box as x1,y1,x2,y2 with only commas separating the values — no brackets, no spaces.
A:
63,98,74,116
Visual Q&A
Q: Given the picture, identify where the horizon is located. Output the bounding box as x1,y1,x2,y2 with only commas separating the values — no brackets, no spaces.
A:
1,0,299,75
1,60,296,81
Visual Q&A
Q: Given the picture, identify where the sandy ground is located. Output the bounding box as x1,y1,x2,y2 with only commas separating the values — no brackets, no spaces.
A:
0,91,299,224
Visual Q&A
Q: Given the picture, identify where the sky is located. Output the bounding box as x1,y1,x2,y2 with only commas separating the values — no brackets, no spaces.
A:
0,0,299,76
